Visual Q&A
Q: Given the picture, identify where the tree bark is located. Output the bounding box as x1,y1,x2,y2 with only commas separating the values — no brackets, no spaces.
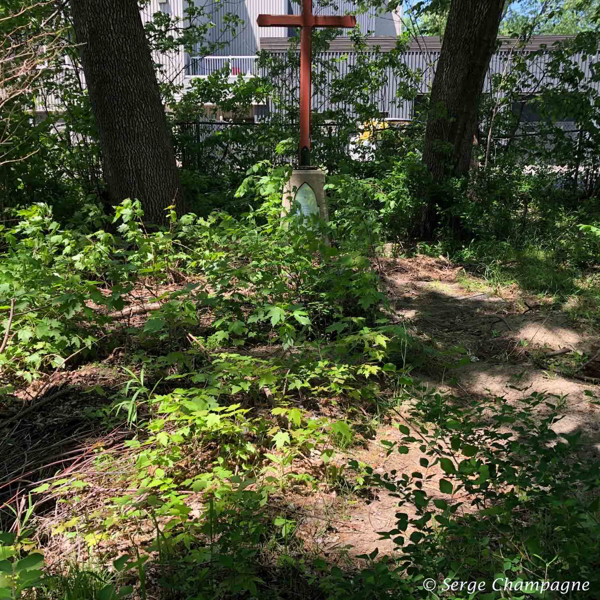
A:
420,0,506,236
70,0,184,224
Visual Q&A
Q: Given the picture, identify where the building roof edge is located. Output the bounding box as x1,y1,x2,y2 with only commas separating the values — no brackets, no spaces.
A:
260,35,577,53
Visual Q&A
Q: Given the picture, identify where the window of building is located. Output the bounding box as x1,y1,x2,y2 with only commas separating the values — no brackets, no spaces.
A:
512,97,542,123
412,94,428,121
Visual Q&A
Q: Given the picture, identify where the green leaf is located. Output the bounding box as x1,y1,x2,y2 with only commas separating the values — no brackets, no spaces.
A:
143,318,166,333
19,569,42,584
206,413,221,428
439,458,456,475
211,330,229,343
0,548,14,561
98,584,117,600
0,561,11,573
18,328,34,342
433,499,448,510
191,480,209,491
410,531,424,543
462,444,478,457
374,334,387,348
0,588,11,599
292,310,311,326
288,408,302,427
15,553,43,572
118,586,134,597
331,420,352,442
70,480,88,489
478,464,490,483
113,555,130,572
525,536,542,555
267,306,285,327
259,372,276,388
325,322,347,334
439,479,453,494
0,534,15,545
273,431,290,449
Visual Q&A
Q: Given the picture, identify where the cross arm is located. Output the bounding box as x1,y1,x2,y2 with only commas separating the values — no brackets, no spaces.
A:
257,14,303,27
257,14,356,28
313,15,356,28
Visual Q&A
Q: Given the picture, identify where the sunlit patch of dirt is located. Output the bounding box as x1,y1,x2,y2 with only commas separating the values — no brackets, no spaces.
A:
4,255,599,572
297,254,600,559
292,416,480,559
457,363,600,446
507,313,592,352
377,254,462,283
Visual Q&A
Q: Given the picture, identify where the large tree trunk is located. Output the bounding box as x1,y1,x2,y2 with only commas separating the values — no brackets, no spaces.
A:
420,0,506,236
70,0,184,224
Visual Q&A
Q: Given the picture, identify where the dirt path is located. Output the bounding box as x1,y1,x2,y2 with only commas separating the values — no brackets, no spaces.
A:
302,255,600,558
5,255,598,570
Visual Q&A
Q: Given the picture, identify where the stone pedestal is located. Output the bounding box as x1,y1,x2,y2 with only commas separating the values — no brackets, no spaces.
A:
282,167,328,222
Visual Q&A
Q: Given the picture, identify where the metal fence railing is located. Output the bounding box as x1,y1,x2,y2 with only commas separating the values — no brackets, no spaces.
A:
186,56,259,77
174,119,424,173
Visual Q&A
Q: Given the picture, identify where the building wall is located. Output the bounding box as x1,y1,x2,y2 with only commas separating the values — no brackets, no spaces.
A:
139,1,404,80
140,0,187,87
199,0,288,56
289,0,402,36
190,0,402,57
259,36,600,121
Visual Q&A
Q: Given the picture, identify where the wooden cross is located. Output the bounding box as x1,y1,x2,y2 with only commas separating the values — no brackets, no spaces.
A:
258,0,356,166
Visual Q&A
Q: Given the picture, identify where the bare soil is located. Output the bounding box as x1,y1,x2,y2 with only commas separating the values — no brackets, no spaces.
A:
2,256,599,571
297,254,600,558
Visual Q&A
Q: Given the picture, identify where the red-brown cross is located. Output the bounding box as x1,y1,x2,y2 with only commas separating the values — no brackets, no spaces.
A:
258,0,356,166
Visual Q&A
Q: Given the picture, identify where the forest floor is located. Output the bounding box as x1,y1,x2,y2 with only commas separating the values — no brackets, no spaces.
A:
1,253,599,582
290,253,600,559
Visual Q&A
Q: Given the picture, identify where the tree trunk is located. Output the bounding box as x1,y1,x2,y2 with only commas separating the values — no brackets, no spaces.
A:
70,0,184,224
420,0,506,236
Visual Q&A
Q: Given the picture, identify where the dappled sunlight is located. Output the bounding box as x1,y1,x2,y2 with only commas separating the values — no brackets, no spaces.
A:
458,363,600,450
509,316,589,352
2,0,600,595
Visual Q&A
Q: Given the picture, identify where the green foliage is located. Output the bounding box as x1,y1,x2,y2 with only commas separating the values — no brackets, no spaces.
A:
2,4,600,598
500,0,599,35
327,152,429,251
2,170,599,600
0,530,44,599
0,200,181,382
356,386,600,597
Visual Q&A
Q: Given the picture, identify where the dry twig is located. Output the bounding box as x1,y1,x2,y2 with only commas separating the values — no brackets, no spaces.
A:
0,299,15,354
0,388,70,430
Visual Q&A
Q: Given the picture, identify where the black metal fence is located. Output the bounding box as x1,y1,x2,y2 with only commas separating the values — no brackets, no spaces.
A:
174,118,422,173
175,120,355,172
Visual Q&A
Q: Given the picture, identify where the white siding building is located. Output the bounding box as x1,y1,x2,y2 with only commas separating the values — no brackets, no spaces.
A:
139,0,403,84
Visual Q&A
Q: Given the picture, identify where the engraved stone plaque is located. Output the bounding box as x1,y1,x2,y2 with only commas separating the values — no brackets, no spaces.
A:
294,183,319,217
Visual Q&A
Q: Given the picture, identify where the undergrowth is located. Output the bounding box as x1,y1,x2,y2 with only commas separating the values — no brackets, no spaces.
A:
1,163,599,599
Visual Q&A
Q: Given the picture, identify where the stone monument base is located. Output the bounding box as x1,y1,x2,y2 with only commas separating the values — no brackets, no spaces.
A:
282,167,328,222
